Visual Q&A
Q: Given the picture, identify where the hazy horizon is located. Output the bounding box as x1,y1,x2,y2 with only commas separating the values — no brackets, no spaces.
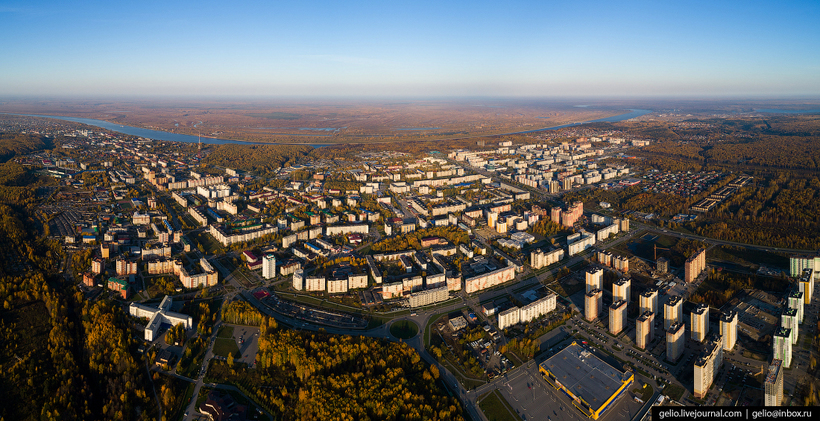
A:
3,0,819,97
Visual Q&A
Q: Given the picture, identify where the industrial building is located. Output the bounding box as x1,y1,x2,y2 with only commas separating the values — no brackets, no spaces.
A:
764,359,784,406
539,342,634,420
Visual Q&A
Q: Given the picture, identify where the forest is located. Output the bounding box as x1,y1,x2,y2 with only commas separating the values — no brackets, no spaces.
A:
0,205,155,420
616,115,820,172
694,174,820,249
203,144,313,176
0,133,48,163
370,226,470,253
227,317,465,421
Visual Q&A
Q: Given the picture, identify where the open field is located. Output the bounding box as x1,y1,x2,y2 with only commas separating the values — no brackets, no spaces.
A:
0,99,621,144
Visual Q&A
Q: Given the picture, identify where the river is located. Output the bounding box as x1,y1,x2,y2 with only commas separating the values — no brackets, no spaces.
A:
2,113,333,147
506,109,652,135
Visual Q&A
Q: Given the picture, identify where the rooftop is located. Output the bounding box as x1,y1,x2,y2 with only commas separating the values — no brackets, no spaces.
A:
540,342,631,412
774,327,791,338
765,359,783,385
721,310,737,322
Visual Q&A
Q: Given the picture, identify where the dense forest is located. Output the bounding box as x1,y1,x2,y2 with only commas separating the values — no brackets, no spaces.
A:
695,174,820,249
0,133,47,163
370,226,470,253
614,115,820,172
242,317,464,420
203,144,313,176
0,205,155,420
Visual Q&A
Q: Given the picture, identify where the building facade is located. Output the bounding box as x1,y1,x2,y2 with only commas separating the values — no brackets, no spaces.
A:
773,327,792,368
639,288,658,315
609,300,627,335
664,295,683,331
262,254,277,280
720,310,738,351
693,336,723,398
585,288,603,322
613,278,631,303
764,359,784,406
585,268,603,293
666,322,685,362
691,304,709,343
636,311,654,349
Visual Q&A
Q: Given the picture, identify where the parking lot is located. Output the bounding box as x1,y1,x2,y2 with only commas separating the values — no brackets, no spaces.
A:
229,325,260,366
495,359,644,421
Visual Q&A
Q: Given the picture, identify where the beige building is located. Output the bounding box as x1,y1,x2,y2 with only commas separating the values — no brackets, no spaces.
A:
639,287,658,315
585,268,603,293
609,300,627,335
585,289,603,322
498,306,521,330
613,278,631,304
408,286,449,308
720,310,738,351
694,336,723,398
636,311,654,349
664,295,683,330
530,248,564,269
666,322,685,362
684,248,707,283
691,303,709,343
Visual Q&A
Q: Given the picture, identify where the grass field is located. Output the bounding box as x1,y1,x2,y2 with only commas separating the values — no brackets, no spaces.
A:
478,390,519,421
389,320,419,339
213,338,240,358
217,325,234,339
633,383,654,402
707,245,788,270
190,231,225,255
662,383,686,401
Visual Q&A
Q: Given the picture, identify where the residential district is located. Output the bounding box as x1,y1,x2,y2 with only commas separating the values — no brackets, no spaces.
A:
7,116,819,421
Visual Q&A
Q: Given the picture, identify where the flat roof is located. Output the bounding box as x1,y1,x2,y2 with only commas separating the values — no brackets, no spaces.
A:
766,359,783,385
540,343,629,412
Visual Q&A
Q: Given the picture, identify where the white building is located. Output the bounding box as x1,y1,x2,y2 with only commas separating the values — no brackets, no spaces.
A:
292,269,304,290
773,327,792,368
262,254,277,280
129,296,192,341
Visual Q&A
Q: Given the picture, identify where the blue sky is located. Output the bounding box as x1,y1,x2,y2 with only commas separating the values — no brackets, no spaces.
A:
1,0,818,97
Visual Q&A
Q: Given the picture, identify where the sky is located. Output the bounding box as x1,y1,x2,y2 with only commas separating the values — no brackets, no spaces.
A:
1,0,819,98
